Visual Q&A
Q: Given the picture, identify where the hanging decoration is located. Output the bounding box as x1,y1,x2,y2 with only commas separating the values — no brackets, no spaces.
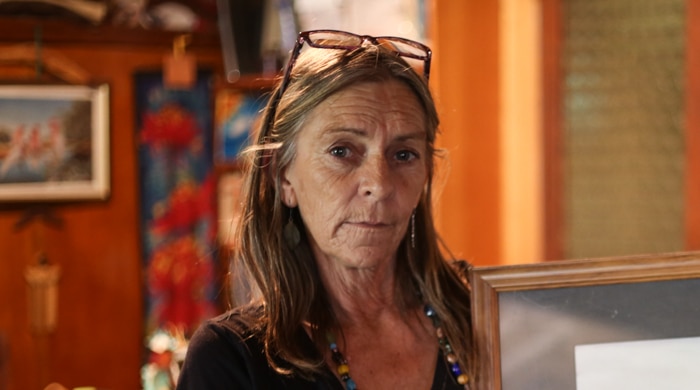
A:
135,69,218,388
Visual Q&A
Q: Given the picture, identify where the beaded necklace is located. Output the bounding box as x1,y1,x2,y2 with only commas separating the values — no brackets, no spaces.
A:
326,304,470,390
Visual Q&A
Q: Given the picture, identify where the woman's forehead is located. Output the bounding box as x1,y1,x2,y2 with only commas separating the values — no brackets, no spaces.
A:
303,81,426,127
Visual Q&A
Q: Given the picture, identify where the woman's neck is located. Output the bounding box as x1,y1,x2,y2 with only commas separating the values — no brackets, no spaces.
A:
315,254,405,327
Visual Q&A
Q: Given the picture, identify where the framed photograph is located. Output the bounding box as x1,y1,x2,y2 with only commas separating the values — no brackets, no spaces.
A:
0,84,110,201
214,88,268,163
469,251,700,390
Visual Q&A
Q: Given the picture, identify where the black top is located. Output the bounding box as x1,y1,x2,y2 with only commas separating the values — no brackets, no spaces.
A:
176,310,464,390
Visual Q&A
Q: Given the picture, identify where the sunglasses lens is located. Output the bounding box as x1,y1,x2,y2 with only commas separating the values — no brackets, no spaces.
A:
376,38,429,60
306,31,363,48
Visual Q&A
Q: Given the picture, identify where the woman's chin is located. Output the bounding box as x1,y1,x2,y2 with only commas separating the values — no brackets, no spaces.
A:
334,247,397,270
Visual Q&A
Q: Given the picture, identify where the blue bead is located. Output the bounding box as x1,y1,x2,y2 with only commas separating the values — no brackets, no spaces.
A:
450,363,462,376
330,343,337,349
345,378,357,390
424,304,436,317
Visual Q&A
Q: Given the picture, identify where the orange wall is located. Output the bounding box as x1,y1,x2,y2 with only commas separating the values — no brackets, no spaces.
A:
431,1,502,265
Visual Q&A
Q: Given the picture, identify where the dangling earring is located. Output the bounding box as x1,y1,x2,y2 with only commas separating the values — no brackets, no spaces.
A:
284,208,301,248
411,210,416,249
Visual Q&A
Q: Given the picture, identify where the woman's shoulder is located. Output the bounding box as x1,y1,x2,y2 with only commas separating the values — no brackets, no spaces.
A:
189,305,265,349
176,306,270,389
178,305,335,390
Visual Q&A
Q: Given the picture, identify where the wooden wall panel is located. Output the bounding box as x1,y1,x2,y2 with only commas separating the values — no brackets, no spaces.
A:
0,19,224,390
541,0,564,261
686,0,700,250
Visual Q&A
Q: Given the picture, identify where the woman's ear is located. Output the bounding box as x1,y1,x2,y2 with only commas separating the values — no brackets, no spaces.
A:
263,149,298,207
280,167,298,208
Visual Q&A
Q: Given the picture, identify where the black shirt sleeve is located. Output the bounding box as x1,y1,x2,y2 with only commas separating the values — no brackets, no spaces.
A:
176,317,261,389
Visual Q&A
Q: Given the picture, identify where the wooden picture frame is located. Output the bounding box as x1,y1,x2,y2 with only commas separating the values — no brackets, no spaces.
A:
469,251,700,389
0,84,110,201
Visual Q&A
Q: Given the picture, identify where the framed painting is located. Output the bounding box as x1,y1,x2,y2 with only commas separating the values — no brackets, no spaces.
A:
214,88,268,163
469,251,700,389
0,84,110,201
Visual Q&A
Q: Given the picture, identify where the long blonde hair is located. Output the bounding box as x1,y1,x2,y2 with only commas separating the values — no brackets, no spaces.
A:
233,42,474,379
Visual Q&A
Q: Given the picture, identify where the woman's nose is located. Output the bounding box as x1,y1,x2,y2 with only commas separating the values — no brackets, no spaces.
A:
358,156,394,199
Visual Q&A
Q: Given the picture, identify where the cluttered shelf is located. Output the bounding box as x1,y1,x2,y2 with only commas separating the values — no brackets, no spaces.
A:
0,16,221,48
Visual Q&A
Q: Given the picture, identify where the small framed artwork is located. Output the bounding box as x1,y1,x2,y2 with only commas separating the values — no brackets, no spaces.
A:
469,251,700,390
217,169,245,248
0,84,110,202
214,88,268,163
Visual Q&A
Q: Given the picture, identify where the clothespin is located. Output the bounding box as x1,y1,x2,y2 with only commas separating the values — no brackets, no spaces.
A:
164,34,196,89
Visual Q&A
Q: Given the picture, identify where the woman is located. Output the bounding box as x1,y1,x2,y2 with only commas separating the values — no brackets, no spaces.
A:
177,30,474,390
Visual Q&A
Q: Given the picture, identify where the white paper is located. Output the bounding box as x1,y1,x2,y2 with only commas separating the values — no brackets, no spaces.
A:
575,336,700,390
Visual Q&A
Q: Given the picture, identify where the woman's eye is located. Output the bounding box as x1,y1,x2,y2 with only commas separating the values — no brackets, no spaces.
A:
329,146,350,158
396,150,418,162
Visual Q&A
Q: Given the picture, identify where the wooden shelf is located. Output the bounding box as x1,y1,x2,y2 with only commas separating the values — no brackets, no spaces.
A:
0,16,221,48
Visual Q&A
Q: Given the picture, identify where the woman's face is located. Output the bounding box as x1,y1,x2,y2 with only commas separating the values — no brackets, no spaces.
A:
281,80,428,270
